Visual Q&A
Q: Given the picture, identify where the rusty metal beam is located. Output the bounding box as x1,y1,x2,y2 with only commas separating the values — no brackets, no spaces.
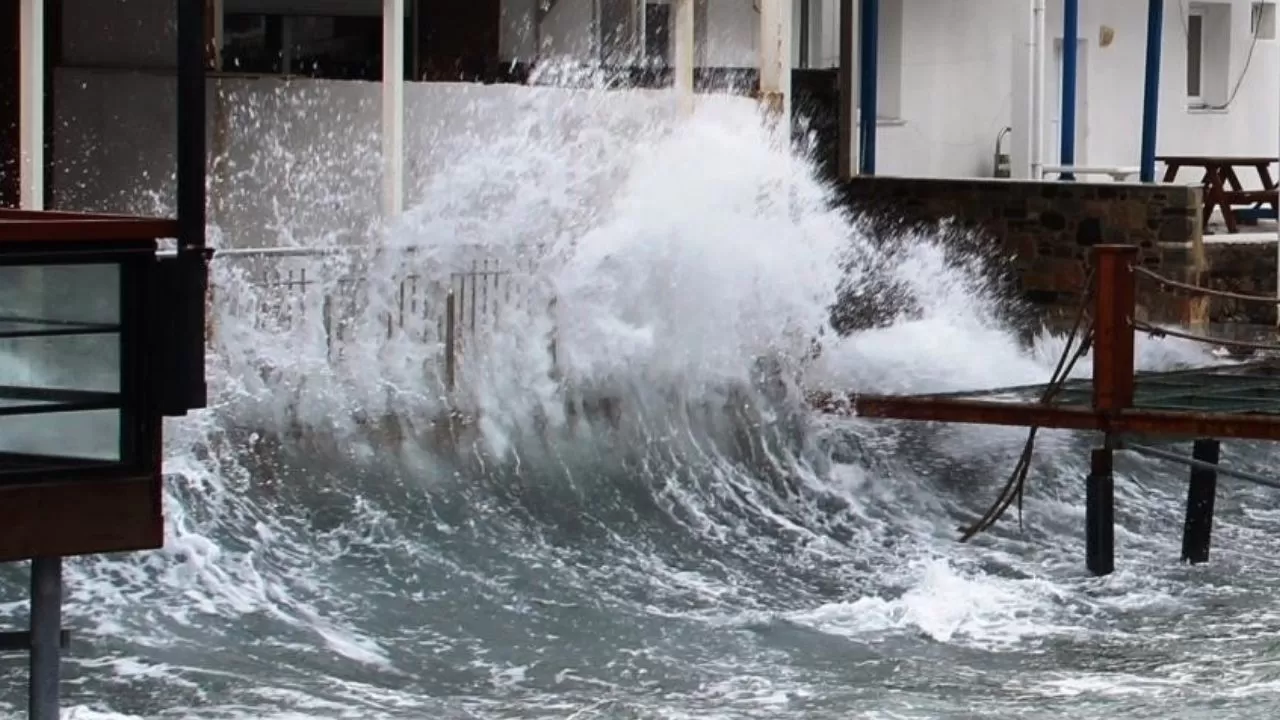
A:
838,395,1102,431
818,393,1280,442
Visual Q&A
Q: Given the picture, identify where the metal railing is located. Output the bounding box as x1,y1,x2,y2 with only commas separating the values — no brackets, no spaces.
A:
203,245,550,391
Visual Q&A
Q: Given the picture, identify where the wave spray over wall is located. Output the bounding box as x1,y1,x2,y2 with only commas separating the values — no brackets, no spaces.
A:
3,80,1280,720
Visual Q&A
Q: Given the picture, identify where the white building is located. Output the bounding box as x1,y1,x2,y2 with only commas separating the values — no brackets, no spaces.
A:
2,0,1277,213
518,0,1279,180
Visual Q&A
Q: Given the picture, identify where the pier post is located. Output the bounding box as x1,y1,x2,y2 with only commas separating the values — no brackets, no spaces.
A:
1181,438,1220,564
29,556,62,720
1088,245,1137,576
1087,447,1115,576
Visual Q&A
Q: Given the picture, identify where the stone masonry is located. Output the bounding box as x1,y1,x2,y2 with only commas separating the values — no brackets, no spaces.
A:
838,176,1206,326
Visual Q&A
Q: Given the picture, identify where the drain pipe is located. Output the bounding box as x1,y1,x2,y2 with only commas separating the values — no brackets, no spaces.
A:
1031,0,1045,179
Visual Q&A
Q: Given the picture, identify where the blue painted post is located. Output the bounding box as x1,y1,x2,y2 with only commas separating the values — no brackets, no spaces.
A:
1060,0,1079,180
858,0,879,175
1140,0,1164,183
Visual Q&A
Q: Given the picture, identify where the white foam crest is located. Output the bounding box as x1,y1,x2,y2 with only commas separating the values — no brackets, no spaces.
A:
786,557,1078,648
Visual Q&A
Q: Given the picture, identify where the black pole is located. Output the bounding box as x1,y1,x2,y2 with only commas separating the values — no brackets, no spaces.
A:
1087,445,1115,576
176,0,209,411
28,556,62,720
1181,438,1220,564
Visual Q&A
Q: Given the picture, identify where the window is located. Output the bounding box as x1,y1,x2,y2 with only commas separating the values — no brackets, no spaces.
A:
219,1,414,80
1252,2,1277,40
1186,10,1203,99
222,13,393,79
875,0,905,121
1186,2,1231,109
643,2,670,67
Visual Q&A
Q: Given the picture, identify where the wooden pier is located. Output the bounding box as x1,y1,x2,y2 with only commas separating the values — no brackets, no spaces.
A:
810,244,1280,576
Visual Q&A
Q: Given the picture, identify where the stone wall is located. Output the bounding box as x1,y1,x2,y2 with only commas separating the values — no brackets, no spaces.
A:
1200,240,1278,326
838,176,1206,327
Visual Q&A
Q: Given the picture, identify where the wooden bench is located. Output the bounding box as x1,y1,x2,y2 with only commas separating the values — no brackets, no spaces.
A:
1157,155,1279,234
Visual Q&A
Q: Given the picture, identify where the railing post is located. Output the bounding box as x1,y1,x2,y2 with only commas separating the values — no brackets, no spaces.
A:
1088,244,1137,577
1092,245,1137,413
444,290,456,393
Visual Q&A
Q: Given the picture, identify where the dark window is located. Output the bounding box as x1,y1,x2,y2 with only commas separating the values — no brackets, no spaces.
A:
1186,13,1203,98
221,13,409,81
644,3,670,67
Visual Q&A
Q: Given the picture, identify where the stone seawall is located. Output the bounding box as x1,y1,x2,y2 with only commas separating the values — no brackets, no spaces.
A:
838,176,1207,326
1201,240,1278,326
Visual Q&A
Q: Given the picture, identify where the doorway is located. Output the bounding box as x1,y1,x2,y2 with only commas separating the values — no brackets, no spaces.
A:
1048,37,1088,167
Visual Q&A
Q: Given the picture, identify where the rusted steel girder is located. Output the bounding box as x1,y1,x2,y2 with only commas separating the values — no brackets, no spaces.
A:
814,393,1280,442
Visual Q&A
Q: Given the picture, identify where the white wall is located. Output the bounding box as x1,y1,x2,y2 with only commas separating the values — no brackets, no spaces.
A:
872,0,1016,177
1040,0,1278,186
805,0,1277,180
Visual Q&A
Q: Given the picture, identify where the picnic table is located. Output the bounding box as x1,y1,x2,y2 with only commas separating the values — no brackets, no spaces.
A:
1157,155,1279,234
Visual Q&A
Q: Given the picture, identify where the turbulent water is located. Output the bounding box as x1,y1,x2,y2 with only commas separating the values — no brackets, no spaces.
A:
4,78,1280,720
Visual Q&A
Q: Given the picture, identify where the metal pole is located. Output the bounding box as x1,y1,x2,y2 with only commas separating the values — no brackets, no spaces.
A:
382,0,406,217
674,0,695,115
857,0,878,174
18,0,43,210
1139,0,1164,183
29,556,62,720
1031,0,1045,179
1087,446,1115,576
1060,0,1079,180
1086,245,1137,577
178,0,209,411
1181,438,1220,564
758,0,793,128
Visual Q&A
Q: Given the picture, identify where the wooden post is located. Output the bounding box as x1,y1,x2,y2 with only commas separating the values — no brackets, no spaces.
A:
1181,438,1220,564
837,0,858,179
1088,244,1137,577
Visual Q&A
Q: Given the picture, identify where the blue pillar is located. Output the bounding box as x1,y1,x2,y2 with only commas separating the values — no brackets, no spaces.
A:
1140,0,1164,183
858,0,879,175
1060,0,1079,180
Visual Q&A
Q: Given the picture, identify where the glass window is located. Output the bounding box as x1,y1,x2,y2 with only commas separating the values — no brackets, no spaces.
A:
0,264,123,464
1187,13,1203,99
221,13,389,80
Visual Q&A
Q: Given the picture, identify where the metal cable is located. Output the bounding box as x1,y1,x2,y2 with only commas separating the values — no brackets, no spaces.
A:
1133,320,1280,353
959,268,1095,542
1122,441,1280,492
1132,264,1280,305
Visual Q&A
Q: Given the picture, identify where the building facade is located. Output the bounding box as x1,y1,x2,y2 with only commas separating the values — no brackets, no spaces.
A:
1,0,1277,209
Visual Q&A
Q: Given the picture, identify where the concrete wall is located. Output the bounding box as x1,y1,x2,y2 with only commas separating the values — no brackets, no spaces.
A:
840,175,1208,325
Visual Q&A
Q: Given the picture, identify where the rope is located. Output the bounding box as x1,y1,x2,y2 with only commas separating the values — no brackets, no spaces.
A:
959,268,1095,542
1132,265,1280,306
1133,320,1280,354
